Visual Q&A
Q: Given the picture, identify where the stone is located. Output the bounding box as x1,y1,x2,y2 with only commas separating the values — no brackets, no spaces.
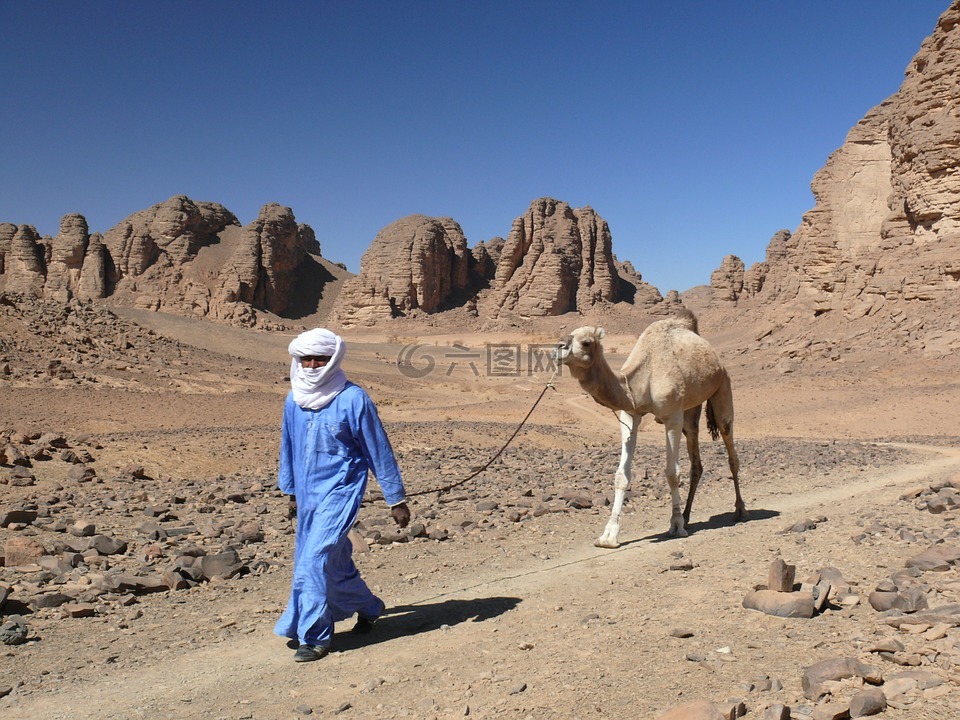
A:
886,669,943,691
812,701,852,720
811,579,832,612
33,592,72,609
88,535,128,556
759,705,790,720
0,509,38,527
63,602,97,618
199,549,244,580
892,587,928,613
802,657,881,700
906,545,960,571
715,700,746,719
4,536,47,566
743,589,815,618
69,520,96,537
0,619,28,645
767,558,796,592
865,637,904,653
67,465,97,483
103,573,169,595
868,589,899,612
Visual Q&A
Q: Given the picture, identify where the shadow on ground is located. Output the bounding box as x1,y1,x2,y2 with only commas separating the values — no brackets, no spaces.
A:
332,595,521,652
628,507,781,545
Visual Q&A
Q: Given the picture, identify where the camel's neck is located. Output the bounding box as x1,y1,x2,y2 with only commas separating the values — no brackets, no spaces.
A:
570,355,634,412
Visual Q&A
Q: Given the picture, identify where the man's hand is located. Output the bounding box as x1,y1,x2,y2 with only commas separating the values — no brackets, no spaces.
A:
287,496,297,521
391,502,410,528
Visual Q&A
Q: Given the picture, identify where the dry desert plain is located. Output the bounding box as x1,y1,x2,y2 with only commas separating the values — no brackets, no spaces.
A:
2,304,960,719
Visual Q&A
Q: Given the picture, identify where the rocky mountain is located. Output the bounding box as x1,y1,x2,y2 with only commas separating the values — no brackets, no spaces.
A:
703,2,960,358
0,196,347,328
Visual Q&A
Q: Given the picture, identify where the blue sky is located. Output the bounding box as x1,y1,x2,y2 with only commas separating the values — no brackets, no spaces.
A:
1,1,949,293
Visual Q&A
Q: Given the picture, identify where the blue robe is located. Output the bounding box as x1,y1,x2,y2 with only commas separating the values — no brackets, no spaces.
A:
274,382,406,647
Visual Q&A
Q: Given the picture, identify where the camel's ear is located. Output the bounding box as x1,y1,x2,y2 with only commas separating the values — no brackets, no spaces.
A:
596,327,606,341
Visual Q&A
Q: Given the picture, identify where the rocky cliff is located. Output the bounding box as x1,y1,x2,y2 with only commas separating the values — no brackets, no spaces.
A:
706,2,960,357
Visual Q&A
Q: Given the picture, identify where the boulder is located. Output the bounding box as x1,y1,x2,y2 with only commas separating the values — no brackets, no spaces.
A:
743,589,814,618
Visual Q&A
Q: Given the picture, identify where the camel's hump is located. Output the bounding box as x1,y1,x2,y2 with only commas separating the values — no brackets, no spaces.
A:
651,308,699,335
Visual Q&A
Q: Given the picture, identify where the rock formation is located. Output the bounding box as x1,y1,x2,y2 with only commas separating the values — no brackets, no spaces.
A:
103,195,239,290
332,198,666,326
0,196,338,327
706,3,960,355
2,226,46,296
710,255,746,302
488,198,619,318
333,215,476,325
44,214,91,303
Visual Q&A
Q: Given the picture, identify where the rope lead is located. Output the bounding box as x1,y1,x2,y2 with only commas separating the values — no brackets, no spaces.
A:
369,372,558,502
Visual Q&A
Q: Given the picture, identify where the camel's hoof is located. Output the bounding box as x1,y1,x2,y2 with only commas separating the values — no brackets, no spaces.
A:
734,507,748,523
667,525,689,538
594,538,620,549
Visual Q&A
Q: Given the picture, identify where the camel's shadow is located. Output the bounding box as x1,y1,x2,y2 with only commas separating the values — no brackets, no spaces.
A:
627,507,781,545
331,595,521,652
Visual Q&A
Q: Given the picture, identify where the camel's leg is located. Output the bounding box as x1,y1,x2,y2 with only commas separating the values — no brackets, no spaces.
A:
681,405,703,525
596,410,638,548
663,413,687,537
723,427,745,521
709,378,747,522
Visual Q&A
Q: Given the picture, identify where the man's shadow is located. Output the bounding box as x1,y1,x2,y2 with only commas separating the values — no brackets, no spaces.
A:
332,595,521,651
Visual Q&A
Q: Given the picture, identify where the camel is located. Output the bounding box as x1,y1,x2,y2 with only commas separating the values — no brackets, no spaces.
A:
554,309,745,546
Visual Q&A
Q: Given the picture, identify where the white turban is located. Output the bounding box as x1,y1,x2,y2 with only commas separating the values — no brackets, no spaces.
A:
288,329,348,410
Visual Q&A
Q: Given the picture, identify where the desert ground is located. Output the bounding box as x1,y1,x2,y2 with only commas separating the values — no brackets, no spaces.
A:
2,302,960,719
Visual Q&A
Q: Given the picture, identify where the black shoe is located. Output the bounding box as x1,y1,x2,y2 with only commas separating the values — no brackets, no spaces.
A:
293,644,328,662
354,599,385,634
352,616,376,635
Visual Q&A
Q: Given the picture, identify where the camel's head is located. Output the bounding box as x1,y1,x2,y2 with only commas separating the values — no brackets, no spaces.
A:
554,326,605,371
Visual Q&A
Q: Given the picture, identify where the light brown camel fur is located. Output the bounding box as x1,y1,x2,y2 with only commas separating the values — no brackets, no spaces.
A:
554,309,745,546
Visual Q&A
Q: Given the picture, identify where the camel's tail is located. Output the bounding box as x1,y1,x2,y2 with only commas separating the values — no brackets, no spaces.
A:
706,371,734,442
706,399,721,441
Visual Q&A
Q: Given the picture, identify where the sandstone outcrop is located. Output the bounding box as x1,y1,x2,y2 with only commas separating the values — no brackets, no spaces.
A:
333,215,476,326
706,3,960,355
44,214,91,303
488,198,619,318
2,226,46,296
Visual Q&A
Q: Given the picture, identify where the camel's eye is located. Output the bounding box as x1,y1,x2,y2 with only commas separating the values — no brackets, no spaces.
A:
581,339,592,348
